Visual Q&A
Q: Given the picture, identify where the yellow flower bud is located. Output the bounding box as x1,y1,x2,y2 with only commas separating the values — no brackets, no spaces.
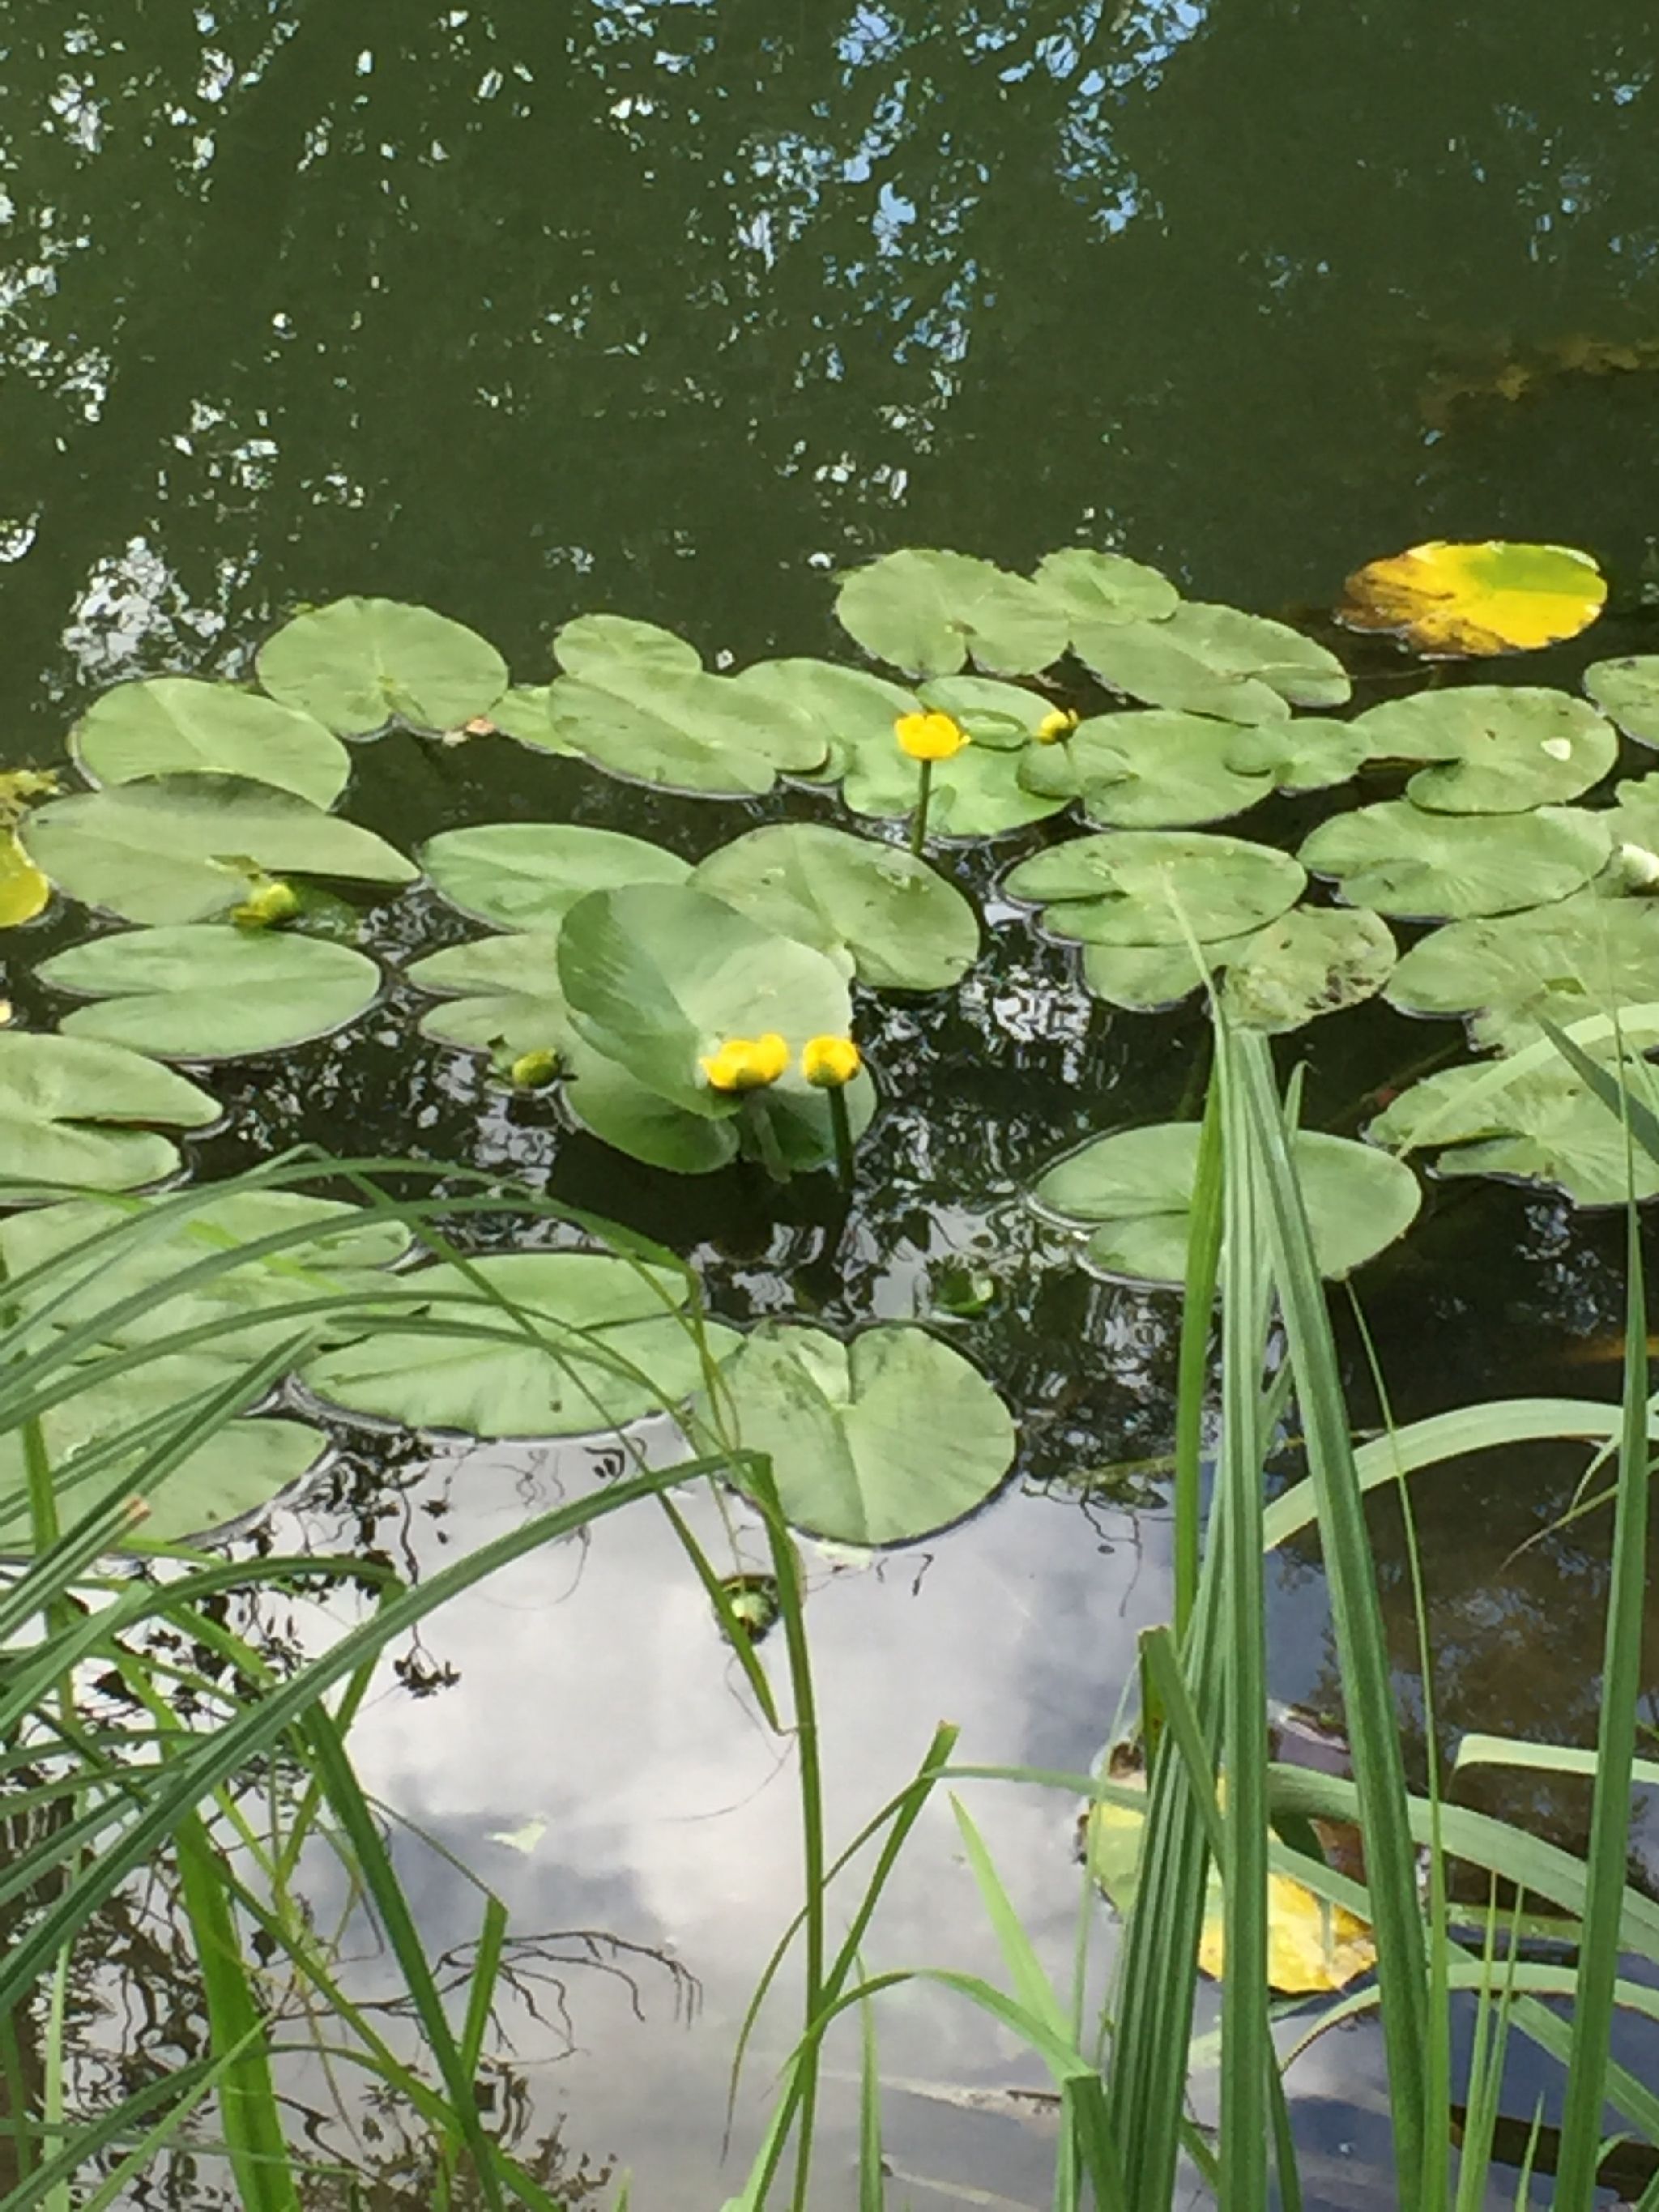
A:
1036,706,1079,743
700,1032,790,1092
232,879,301,929
509,1047,561,1091
800,1034,861,1088
894,710,970,762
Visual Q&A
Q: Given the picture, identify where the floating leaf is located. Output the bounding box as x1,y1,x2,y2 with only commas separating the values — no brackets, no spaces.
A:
488,686,582,757
1222,716,1371,794
728,658,919,782
1369,1055,1659,1206
557,884,854,1117
689,824,979,990
835,549,1068,678
1075,603,1349,724
1220,907,1397,1032
1599,773,1659,873
1028,548,1179,629
1005,831,1304,948
1339,540,1607,656
1299,800,1609,920
302,1252,736,1438
36,927,382,1060
1079,935,1256,1012
420,823,689,931
1386,897,1659,1054
540,663,826,795
561,1037,743,1174
0,1032,218,1193
22,775,416,924
407,934,572,1062
553,613,703,680
1018,710,1277,829
70,678,350,808
839,730,1067,837
701,1322,1016,1545
1584,656,1659,748
1036,1123,1418,1284
1352,687,1615,812
256,598,508,735
915,676,1058,752
0,829,49,928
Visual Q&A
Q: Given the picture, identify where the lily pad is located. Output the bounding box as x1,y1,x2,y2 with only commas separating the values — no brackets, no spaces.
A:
915,676,1057,751
256,598,508,735
553,613,703,680
22,775,416,925
1386,897,1659,1054
1352,687,1615,812
1369,1055,1659,1206
1018,710,1277,828
407,934,573,1061
689,824,979,990
701,1322,1016,1545
839,731,1067,837
1222,717,1371,794
1159,604,1352,710
1004,831,1305,948
37,927,381,1061
1079,935,1256,1012
70,678,350,808
557,884,853,1117
1035,1123,1419,1284
1339,540,1607,657
420,823,689,931
1029,548,1179,629
301,1251,736,1438
1299,800,1610,920
0,1032,218,1194
541,663,827,795
1220,907,1397,1032
835,549,1068,678
1073,617,1289,726
561,1038,742,1174
1584,657,1659,748
0,829,49,927
488,686,582,757
731,659,919,780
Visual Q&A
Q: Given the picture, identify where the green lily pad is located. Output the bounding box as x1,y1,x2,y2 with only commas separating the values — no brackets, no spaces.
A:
1218,907,1396,1032
731,659,919,781
1074,603,1348,725
1299,800,1610,920
1352,687,1616,812
488,686,582,757
557,884,853,1118
553,613,703,680
22,775,416,924
420,822,689,931
1600,773,1659,861
70,679,350,808
1035,1123,1419,1284
1080,935,1256,1012
0,1032,218,1194
835,549,1068,678
1222,717,1371,794
407,934,573,1062
689,824,979,990
840,731,1068,837
301,1251,736,1438
1164,604,1352,710
1385,897,1659,1053
1018,710,1277,829
37,927,382,1060
1029,548,1179,629
541,664,827,795
701,1322,1016,1545
1368,1055,1659,1206
256,598,508,736
915,676,1058,751
561,1037,741,1174
1584,657,1659,748
1004,831,1305,948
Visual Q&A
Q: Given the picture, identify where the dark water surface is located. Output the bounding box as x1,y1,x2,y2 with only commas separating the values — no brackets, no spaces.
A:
5,2,1659,2201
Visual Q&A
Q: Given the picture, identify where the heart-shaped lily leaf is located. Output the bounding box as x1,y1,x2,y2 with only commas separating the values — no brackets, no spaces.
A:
701,1322,1016,1545
689,824,979,989
407,933,572,1062
1299,799,1610,920
732,658,919,781
1075,604,1349,723
420,822,689,931
561,1038,742,1174
1219,907,1397,1031
1584,657,1659,748
558,883,854,1117
22,775,416,924
1019,710,1278,828
539,663,827,795
1029,548,1179,630
839,728,1067,837
302,1251,737,1438
37,927,382,1059
256,598,508,735
1386,897,1659,1054
1352,686,1615,812
1222,717,1370,794
1005,830,1305,947
1339,540,1607,656
1036,1123,1419,1284
835,549,1068,678
70,679,351,808
0,1032,218,1194
1368,1055,1659,1206
1079,935,1257,1012
554,614,703,680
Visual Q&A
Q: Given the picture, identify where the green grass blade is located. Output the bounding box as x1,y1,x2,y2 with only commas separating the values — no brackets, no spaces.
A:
1174,1077,1223,1643
859,1985,885,2212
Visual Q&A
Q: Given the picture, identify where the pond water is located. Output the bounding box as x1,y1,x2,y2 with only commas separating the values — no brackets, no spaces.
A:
5,2,1659,2203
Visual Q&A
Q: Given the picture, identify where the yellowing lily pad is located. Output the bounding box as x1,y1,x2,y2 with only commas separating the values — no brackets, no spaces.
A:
0,829,49,927
1339,540,1607,657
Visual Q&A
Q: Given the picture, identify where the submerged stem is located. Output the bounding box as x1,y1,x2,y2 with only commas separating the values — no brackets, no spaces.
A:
908,759,934,857
827,1085,855,1190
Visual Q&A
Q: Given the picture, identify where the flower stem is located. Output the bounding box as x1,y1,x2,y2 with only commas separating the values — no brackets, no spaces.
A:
908,758,934,857
827,1083,855,1189
744,1093,790,1183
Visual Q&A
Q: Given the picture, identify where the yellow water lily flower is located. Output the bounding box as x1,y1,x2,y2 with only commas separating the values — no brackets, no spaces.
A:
894,710,970,762
800,1034,861,1088
700,1032,789,1092
1036,706,1079,743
